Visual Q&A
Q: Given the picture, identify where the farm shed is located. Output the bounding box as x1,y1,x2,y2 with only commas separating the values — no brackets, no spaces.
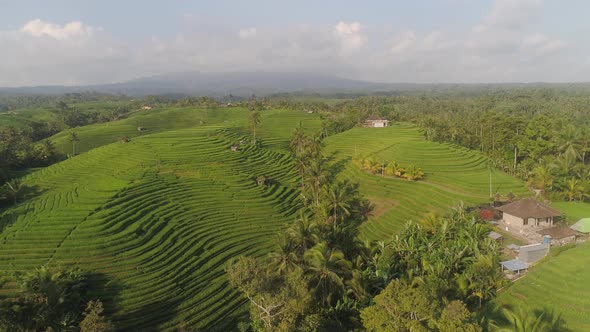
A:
364,115,389,128
501,259,528,275
497,198,560,230
537,226,577,245
488,231,503,242
518,243,549,265
571,218,590,233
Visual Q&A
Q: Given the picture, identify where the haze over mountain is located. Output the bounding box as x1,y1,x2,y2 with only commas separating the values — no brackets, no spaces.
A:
2,71,590,97
0,72,367,96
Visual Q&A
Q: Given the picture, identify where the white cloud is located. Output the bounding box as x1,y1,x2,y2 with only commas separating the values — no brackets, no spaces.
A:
522,33,567,54
334,21,366,50
21,19,100,40
238,27,257,39
478,0,542,32
391,31,416,54
0,3,587,87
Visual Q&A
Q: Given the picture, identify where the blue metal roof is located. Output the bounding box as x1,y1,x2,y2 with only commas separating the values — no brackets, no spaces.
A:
501,259,528,272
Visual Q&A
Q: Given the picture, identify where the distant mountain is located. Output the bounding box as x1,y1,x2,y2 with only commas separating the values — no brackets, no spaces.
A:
1,72,589,97
0,72,380,97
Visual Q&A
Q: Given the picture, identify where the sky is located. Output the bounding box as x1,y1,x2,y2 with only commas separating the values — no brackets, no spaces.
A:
0,0,589,86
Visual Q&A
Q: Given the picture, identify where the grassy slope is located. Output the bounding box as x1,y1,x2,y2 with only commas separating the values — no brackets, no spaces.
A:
496,242,590,331
551,201,590,223
50,107,249,155
0,126,302,330
322,124,528,240
0,109,535,329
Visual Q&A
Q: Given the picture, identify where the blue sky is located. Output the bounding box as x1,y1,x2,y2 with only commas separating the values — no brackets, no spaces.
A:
0,0,589,86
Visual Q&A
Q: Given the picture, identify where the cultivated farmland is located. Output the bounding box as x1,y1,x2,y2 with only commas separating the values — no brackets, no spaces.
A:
0,108,530,329
323,124,527,240
496,241,590,331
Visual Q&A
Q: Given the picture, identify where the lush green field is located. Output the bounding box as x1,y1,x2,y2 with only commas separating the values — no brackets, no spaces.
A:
0,125,303,330
0,107,325,330
496,242,590,331
551,201,590,223
0,109,530,329
323,124,528,240
51,107,247,155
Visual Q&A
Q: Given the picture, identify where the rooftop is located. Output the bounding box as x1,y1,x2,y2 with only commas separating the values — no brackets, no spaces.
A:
571,218,590,233
497,198,560,219
538,225,577,239
488,231,503,241
519,243,549,253
501,259,528,272
365,115,387,121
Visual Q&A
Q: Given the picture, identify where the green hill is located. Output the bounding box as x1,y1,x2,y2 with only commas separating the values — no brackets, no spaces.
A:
322,124,527,240
0,111,530,329
50,107,247,155
0,126,301,330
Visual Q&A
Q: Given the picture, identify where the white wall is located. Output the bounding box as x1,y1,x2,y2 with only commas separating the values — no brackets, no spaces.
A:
504,213,523,228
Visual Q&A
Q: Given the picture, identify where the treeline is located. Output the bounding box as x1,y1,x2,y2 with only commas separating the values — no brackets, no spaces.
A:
0,92,131,112
225,128,512,331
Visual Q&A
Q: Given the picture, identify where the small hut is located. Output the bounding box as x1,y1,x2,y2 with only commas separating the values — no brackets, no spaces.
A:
137,127,146,132
488,231,503,243
538,226,577,245
364,115,390,128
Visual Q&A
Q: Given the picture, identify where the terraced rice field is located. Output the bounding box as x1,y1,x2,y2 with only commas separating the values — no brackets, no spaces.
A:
496,242,590,331
0,125,301,330
1,110,529,329
323,124,527,240
50,107,250,155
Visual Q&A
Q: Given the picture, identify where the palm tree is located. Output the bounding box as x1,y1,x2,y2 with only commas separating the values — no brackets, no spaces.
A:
556,124,581,161
552,153,577,177
287,213,317,257
305,158,326,207
528,164,554,194
304,242,352,306
249,111,261,141
69,132,80,155
563,178,586,202
20,266,88,331
325,182,352,225
289,122,306,156
268,233,299,274
307,134,323,160
497,305,571,332
3,178,23,205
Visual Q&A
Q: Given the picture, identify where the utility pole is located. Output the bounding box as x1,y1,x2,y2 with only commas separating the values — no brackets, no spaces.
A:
489,167,493,199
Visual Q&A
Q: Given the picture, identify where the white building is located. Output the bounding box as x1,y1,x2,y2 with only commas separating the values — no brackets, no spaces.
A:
497,198,560,229
364,116,390,128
